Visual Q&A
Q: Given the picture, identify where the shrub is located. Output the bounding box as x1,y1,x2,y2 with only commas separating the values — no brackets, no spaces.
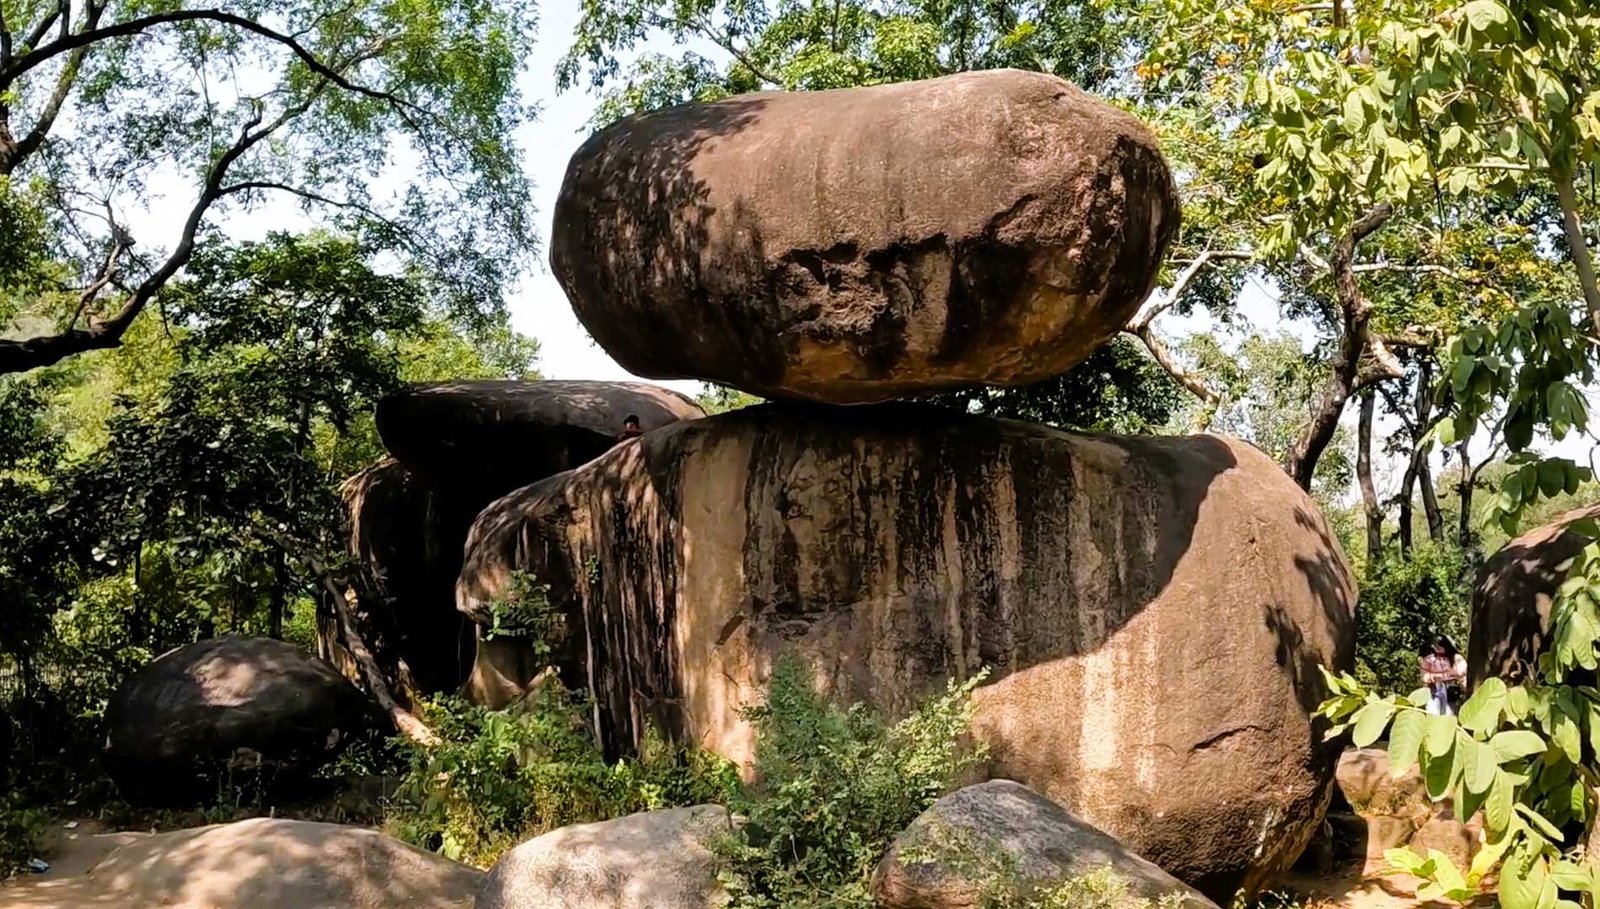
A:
1019,869,1192,909
1354,543,1470,692
386,683,737,865
716,656,990,909
0,792,47,878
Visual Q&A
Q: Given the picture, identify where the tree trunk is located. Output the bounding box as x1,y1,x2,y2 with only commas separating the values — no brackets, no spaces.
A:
1398,458,1417,556
1554,174,1600,336
1457,441,1477,554
1420,456,1444,543
1358,390,1384,565
1283,203,1395,489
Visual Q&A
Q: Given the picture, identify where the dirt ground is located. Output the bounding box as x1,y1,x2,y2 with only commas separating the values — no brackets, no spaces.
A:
1276,860,1496,909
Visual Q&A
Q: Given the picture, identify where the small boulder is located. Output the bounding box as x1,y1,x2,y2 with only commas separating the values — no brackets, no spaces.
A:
1409,811,1481,869
551,70,1179,404
82,818,482,908
1335,748,1427,816
476,805,732,909
1366,816,1418,856
103,636,372,803
872,780,1216,909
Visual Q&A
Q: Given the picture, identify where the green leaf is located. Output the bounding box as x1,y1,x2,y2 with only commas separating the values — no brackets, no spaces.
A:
1460,677,1507,735
1517,803,1565,840
1343,90,1368,134
1352,700,1396,748
1485,768,1514,836
1389,710,1426,772
1464,739,1498,794
1491,730,1546,762
1425,740,1459,799
1425,713,1457,757
1461,0,1510,33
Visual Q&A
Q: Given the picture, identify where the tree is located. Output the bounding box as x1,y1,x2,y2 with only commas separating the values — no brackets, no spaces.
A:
0,0,537,374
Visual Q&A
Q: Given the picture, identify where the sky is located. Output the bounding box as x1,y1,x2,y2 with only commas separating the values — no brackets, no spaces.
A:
104,0,1596,507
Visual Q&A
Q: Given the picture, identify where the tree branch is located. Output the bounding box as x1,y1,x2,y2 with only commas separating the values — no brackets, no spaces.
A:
2,8,399,108
1125,325,1222,431
0,102,271,373
1129,249,1252,330
9,0,101,168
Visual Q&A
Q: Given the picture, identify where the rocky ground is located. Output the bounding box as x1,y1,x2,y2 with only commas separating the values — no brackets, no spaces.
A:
1,816,1495,909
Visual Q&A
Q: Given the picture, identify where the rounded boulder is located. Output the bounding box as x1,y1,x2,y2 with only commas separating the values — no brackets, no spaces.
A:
103,636,372,803
375,379,704,494
551,70,1179,404
458,404,1355,900
1469,502,1600,685
74,818,482,908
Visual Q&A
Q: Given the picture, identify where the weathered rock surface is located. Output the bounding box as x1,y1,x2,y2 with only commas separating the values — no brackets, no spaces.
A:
872,780,1216,909
78,818,482,908
103,636,371,803
476,805,732,909
1335,748,1427,817
376,379,703,493
1470,502,1600,685
459,404,1356,899
323,459,477,695
550,70,1179,404
332,381,703,698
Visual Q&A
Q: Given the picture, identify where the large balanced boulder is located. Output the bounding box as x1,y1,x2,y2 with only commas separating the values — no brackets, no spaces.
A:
873,780,1216,909
550,70,1179,404
1470,502,1600,685
103,636,372,803
459,404,1356,899
330,380,704,698
476,805,733,909
75,818,482,908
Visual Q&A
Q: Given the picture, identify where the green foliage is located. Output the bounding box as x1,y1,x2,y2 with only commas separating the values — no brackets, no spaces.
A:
388,687,738,865
717,656,989,909
1354,544,1470,692
561,0,1144,128
918,336,1184,434
695,384,764,416
0,792,48,878
481,572,566,657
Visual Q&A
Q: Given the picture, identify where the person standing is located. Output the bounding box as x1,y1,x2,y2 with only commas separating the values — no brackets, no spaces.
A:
1420,635,1466,716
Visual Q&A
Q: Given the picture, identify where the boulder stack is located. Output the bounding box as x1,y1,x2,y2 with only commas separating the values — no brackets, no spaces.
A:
551,69,1180,404
458,404,1356,897
329,380,704,698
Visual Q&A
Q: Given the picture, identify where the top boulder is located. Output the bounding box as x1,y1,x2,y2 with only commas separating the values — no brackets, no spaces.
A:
376,380,703,493
551,70,1179,404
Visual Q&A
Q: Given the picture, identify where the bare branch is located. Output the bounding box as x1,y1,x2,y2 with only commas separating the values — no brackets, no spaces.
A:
9,0,103,168
1125,325,1223,431
3,8,400,109
1129,248,1252,330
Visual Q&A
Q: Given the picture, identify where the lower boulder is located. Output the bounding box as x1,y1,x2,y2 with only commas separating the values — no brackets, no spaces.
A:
103,636,372,803
873,780,1216,909
458,404,1357,900
81,818,482,908
476,805,732,909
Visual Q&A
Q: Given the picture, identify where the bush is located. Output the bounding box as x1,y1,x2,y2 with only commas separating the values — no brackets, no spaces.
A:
1019,869,1191,909
0,792,48,878
1354,543,1470,692
716,656,990,909
386,682,737,865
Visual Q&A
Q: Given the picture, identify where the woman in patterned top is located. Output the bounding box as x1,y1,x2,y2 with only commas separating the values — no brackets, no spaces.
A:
1420,635,1467,716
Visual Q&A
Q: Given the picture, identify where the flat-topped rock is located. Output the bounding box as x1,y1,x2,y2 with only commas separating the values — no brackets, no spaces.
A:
551,70,1179,404
375,379,703,493
458,403,1355,899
